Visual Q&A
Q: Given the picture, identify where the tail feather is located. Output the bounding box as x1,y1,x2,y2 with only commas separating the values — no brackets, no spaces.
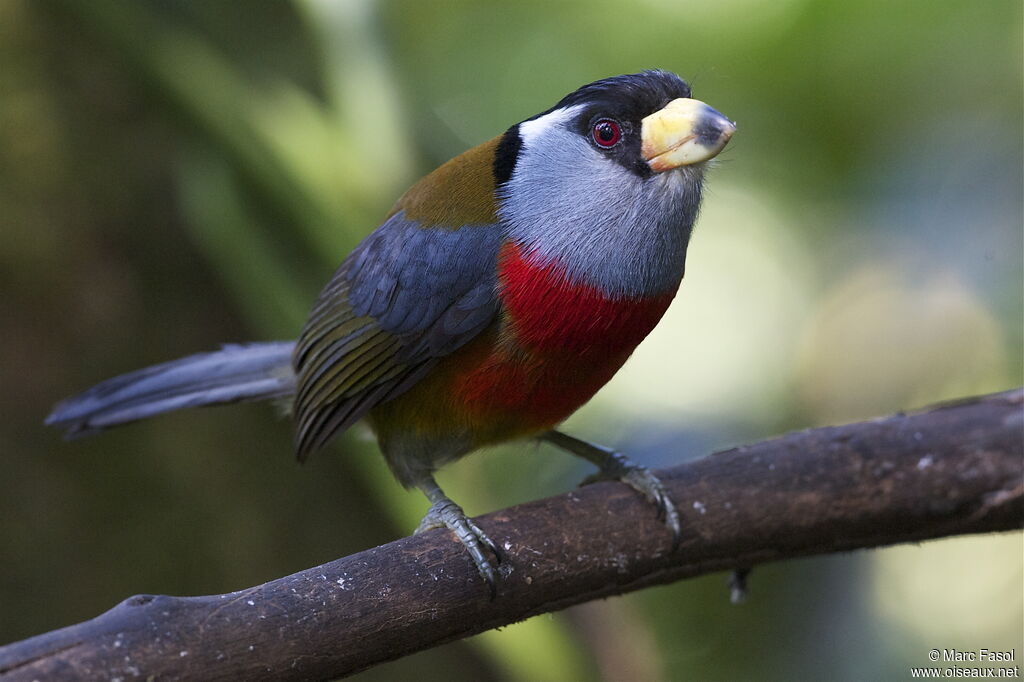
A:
46,341,297,437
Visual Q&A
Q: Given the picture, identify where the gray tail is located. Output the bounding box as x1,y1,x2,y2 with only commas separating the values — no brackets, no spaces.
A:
46,341,296,437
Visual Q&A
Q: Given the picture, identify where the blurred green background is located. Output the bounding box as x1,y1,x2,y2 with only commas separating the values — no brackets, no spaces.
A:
1,0,1021,679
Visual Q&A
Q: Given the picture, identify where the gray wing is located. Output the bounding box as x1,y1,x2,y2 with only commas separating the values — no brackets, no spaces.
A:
292,211,502,460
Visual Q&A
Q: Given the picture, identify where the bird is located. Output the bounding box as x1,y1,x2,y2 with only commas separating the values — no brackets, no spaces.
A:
47,70,735,592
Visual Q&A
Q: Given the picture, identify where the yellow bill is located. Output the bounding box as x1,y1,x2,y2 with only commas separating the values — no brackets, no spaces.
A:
641,98,736,172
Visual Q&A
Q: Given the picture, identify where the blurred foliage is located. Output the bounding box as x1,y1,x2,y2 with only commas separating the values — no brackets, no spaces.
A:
1,0,1021,680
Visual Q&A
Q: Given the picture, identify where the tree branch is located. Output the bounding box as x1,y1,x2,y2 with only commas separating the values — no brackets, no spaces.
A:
2,390,1022,681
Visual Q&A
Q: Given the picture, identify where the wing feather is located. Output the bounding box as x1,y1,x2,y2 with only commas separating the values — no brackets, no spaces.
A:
293,212,501,460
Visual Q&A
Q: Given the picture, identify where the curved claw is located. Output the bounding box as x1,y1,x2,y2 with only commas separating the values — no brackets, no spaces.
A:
619,466,682,549
545,431,682,551
417,498,501,597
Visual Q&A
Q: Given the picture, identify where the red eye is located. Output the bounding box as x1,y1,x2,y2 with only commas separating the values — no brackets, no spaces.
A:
592,118,622,148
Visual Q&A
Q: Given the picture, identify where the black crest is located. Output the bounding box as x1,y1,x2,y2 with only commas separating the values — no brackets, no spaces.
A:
550,70,692,120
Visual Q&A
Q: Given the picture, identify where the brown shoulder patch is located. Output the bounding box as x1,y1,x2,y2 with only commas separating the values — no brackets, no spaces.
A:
392,135,502,228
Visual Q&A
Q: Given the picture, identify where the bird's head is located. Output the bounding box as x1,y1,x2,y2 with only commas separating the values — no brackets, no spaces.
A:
496,70,735,296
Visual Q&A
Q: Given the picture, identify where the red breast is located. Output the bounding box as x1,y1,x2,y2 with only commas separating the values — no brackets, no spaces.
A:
496,242,676,355
449,241,676,434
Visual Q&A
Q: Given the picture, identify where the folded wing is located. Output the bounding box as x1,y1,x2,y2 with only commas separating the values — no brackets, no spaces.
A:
292,212,501,460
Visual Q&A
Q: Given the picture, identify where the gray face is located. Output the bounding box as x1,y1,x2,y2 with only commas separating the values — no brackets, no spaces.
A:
497,104,706,299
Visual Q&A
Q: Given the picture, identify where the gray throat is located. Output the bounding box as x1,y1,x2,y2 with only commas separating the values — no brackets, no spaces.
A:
497,111,705,298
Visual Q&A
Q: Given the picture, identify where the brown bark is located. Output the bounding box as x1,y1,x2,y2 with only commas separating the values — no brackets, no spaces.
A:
2,389,1021,681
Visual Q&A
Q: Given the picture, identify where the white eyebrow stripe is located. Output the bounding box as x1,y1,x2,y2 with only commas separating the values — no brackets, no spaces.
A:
517,105,584,147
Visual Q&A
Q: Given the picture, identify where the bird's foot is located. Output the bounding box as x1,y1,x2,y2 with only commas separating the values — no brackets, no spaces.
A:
580,451,682,549
415,490,501,596
543,431,682,549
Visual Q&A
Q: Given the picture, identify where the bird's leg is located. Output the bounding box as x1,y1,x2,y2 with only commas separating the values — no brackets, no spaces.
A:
414,475,501,595
541,430,681,548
